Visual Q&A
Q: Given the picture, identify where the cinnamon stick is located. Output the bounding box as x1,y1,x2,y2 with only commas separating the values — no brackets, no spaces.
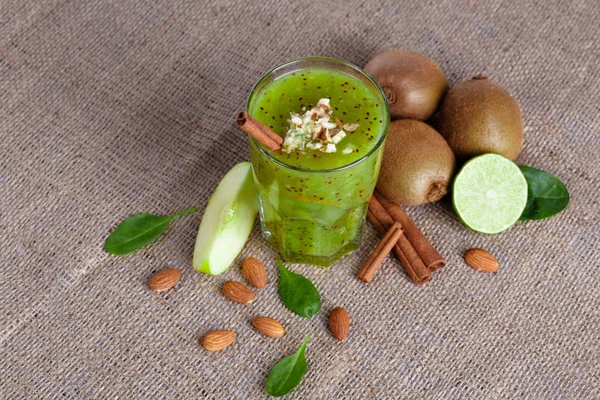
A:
368,198,431,285
373,190,446,271
357,222,403,283
236,111,283,151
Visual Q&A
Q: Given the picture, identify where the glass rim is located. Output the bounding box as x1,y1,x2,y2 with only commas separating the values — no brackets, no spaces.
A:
246,56,390,173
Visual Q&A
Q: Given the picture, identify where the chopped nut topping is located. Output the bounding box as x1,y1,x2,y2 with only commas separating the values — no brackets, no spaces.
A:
281,98,358,155
324,143,336,153
317,98,330,109
317,127,328,141
343,123,360,132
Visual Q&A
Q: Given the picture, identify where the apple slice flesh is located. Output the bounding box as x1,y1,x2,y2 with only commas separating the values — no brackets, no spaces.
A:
193,162,257,275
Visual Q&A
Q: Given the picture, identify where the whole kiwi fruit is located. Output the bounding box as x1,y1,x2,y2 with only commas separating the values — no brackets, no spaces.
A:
377,119,456,206
364,50,448,120
438,76,524,160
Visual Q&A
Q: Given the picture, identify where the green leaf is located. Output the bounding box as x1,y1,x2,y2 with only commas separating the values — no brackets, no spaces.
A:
105,206,198,255
277,260,321,318
519,165,570,220
266,333,312,397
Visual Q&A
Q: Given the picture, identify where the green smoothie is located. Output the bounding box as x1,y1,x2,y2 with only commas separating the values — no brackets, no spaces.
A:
248,58,389,266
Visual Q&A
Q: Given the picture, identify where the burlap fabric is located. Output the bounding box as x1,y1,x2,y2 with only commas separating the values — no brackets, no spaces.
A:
1,0,598,398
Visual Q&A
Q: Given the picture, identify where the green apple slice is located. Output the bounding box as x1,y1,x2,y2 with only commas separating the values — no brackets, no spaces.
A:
193,162,257,275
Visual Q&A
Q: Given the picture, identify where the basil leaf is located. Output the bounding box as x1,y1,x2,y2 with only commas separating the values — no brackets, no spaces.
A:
266,333,312,397
105,206,198,255
277,260,321,318
519,166,570,220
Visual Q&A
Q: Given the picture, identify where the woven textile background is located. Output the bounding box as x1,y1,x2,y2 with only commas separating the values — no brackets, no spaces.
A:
1,0,599,398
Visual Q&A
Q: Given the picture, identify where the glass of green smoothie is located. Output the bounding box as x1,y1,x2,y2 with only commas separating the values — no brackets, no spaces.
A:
247,57,390,266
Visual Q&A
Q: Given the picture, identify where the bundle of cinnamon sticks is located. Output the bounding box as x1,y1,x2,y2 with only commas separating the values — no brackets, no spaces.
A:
357,190,446,285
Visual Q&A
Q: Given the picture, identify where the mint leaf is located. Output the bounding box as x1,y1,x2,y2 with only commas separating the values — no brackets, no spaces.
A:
105,206,198,255
266,333,312,397
277,260,321,318
519,166,569,220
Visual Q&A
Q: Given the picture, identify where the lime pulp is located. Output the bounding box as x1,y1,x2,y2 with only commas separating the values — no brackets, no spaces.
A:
452,154,528,234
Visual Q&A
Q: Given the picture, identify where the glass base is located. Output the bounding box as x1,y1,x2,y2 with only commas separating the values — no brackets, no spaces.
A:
260,222,362,267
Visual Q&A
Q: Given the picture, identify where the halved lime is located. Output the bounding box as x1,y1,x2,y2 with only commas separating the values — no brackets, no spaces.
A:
453,154,527,234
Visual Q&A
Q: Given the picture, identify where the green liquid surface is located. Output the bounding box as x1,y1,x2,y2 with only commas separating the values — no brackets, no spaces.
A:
249,68,386,169
248,67,388,266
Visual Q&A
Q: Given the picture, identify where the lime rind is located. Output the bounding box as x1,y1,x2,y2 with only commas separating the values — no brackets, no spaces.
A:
453,154,528,234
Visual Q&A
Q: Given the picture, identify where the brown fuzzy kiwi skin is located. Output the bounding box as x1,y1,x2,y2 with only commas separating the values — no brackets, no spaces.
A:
376,120,456,206
364,50,449,120
437,76,524,160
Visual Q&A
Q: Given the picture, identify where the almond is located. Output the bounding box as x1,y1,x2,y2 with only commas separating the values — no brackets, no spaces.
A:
329,307,350,341
251,317,285,338
222,281,255,304
465,248,500,272
148,268,181,292
242,257,268,288
200,330,236,352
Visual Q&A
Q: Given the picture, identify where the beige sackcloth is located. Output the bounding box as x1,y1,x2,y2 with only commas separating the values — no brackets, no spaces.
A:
1,0,598,398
